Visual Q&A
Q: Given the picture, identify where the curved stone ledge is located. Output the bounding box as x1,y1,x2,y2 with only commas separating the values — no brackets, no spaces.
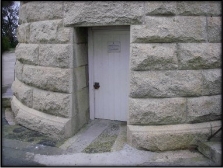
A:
127,120,221,151
11,96,72,139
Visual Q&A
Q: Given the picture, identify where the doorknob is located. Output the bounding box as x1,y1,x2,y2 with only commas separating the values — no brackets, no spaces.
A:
94,82,100,89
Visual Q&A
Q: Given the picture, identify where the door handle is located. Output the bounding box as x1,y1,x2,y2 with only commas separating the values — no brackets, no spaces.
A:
94,82,100,89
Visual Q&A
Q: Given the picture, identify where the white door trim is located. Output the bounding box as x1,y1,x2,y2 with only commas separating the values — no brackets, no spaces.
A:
88,26,130,120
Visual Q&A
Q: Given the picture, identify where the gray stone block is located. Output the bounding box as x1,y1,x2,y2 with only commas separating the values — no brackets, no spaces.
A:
177,1,221,16
145,2,177,15
15,43,39,65
187,95,221,123
14,61,24,81
64,1,144,26
129,97,186,125
202,69,221,95
130,70,202,98
131,16,206,43
33,88,72,118
17,23,30,43
39,44,72,68
29,20,72,44
207,17,222,42
131,43,178,70
11,78,33,108
178,43,221,69
19,2,63,23
22,65,72,93
18,4,27,24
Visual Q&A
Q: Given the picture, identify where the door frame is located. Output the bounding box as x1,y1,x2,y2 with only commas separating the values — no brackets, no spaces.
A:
88,26,130,120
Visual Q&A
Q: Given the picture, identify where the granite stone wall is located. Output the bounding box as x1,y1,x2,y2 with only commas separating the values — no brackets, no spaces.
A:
13,1,221,150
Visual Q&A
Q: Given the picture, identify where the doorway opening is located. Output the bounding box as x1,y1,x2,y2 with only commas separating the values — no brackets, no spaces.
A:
88,26,130,122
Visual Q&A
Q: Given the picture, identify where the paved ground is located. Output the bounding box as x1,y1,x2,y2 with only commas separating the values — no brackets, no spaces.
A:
2,108,218,166
1,51,219,166
2,51,16,98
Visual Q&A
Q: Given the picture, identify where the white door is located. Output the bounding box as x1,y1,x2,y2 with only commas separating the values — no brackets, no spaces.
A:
89,27,130,121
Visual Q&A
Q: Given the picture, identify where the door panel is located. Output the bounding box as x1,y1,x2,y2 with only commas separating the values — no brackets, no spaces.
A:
92,30,130,121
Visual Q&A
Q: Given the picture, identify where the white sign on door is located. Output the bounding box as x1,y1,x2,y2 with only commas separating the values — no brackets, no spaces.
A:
108,41,121,53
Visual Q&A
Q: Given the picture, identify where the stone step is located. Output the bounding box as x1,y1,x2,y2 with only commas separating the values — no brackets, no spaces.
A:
197,137,222,165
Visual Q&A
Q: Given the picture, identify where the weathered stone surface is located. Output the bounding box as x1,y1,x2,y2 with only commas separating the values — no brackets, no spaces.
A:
187,95,221,123
18,3,26,24
131,43,178,70
75,66,87,91
145,2,177,15
39,44,72,68
22,65,72,93
11,96,20,116
14,61,24,81
17,23,30,43
15,43,39,65
19,2,63,23
127,121,221,151
33,89,71,118
206,1,222,16
145,1,221,16
57,27,73,44
77,87,89,127
207,17,222,43
64,1,144,26
29,20,72,44
202,69,221,95
11,96,72,139
177,1,221,16
11,78,33,108
131,16,206,43
130,70,202,98
74,43,88,67
178,43,221,69
129,97,186,125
